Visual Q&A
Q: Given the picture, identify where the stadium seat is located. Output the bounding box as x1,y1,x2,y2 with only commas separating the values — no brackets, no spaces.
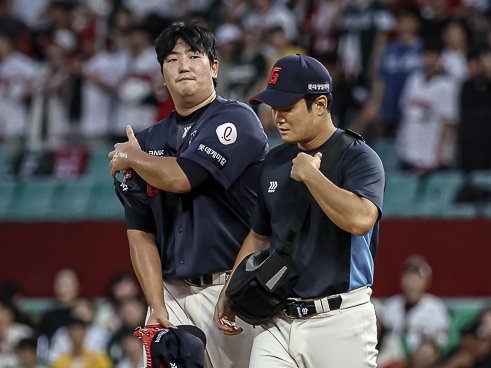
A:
86,178,124,220
382,173,421,217
0,145,14,177
469,170,491,188
85,145,113,179
371,138,399,173
414,171,475,217
0,180,17,220
50,179,95,220
444,301,483,353
9,179,59,220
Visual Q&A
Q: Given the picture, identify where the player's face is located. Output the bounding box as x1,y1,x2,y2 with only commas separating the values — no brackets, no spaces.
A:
271,98,324,149
161,39,218,107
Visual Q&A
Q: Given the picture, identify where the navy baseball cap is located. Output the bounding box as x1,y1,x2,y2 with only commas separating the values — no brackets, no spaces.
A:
151,325,207,368
249,54,332,108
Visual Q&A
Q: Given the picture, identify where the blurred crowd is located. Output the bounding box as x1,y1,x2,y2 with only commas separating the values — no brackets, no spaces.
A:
1,259,490,368
375,255,491,368
0,269,146,368
0,0,490,179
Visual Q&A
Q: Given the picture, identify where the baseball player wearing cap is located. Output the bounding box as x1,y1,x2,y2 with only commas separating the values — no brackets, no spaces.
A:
215,54,385,367
109,22,267,368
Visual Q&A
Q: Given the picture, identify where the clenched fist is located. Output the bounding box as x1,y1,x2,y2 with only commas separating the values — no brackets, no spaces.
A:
290,152,322,182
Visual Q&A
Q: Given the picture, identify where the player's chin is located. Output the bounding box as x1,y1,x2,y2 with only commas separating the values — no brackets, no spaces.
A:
279,132,295,143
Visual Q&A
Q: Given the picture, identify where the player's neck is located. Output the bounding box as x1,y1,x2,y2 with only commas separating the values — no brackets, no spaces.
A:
175,91,216,117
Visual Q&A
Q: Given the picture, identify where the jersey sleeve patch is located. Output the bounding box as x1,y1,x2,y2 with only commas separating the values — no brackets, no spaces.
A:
195,143,229,170
216,122,237,145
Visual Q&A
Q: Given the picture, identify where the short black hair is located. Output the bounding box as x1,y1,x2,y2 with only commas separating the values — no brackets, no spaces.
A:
304,94,333,112
17,338,37,351
155,22,218,69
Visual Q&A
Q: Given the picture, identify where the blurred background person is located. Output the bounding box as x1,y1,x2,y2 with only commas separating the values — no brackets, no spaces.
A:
335,0,395,130
0,301,33,368
48,298,110,364
0,26,38,146
37,268,81,345
395,39,459,176
106,297,146,366
110,23,163,141
114,331,143,368
50,317,112,368
373,299,406,368
383,254,450,355
440,17,472,83
351,4,423,140
16,337,48,368
26,28,78,151
94,272,141,335
406,338,441,368
457,48,491,175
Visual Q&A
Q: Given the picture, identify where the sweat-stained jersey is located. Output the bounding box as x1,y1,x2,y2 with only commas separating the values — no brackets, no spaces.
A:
115,97,268,279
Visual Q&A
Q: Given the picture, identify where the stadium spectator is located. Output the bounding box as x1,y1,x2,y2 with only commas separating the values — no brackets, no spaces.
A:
50,317,112,368
439,319,491,368
351,4,423,139
383,255,450,354
26,28,78,151
374,299,406,368
111,23,163,140
406,339,441,368
16,337,47,368
106,297,146,365
37,268,81,342
0,301,33,368
457,48,491,173
441,18,471,83
48,298,110,364
94,272,141,334
0,26,37,145
114,331,143,368
395,39,459,176
0,281,33,327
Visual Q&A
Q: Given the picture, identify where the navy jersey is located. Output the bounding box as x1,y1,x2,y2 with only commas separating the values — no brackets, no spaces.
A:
252,129,385,298
116,97,268,279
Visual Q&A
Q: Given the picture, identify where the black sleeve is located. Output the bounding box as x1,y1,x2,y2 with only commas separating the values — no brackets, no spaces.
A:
114,176,156,233
176,157,211,189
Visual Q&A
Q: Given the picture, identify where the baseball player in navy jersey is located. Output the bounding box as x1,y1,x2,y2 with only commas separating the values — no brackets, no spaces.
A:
108,22,268,368
215,54,385,367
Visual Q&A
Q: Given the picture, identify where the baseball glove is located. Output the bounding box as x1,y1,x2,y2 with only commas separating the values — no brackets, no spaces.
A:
133,324,163,368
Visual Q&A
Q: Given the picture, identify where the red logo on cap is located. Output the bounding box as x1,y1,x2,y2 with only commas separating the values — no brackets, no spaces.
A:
268,67,282,85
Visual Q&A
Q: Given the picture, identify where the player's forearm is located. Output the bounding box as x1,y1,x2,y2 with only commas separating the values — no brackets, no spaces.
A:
127,230,166,311
302,167,378,236
128,150,192,193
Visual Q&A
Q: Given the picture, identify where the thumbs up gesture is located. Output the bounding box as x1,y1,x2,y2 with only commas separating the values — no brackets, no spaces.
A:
108,125,141,177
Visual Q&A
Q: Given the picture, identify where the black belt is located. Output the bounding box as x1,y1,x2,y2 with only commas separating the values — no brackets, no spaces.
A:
284,295,343,318
184,272,229,287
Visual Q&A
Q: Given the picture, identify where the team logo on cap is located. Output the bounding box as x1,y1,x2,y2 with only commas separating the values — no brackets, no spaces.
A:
268,67,282,85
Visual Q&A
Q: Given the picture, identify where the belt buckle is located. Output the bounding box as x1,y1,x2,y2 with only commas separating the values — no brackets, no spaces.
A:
285,300,311,318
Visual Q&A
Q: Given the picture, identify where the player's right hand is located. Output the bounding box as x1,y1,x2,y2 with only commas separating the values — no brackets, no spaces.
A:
147,305,175,329
214,291,243,336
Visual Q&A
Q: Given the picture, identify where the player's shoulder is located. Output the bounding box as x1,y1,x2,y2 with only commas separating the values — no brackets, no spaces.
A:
135,113,176,147
211,97,261,124
264,143,296,165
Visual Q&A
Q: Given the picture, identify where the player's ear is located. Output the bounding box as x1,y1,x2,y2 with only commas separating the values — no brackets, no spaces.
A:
211,60,219,79
315,95,328,115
